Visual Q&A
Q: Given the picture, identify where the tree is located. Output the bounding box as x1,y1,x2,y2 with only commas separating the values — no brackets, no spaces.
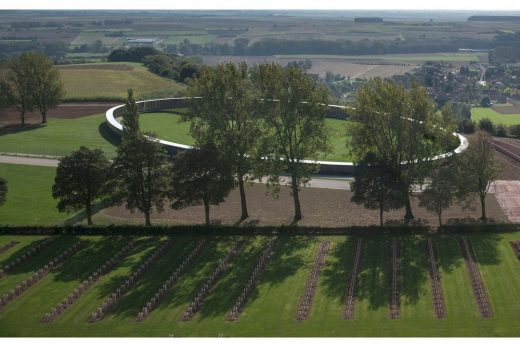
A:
0,177,7,207
478,117,496,134
460,130,501,221
52,147,112,225
27,52,65,124
418,158,462,225
112,91,170,226
187,62,261,221
350,153,404,226
0,53,34,127
121,89,140,138
348,78,455,222
252,62,331,221
170,142,235,225
480,96,491,107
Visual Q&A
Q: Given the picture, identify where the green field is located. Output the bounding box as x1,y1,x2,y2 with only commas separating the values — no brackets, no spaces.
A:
0,164,69,225
140,113,353,161
471,107,520,126
0,232,519,336
0,114,118,158
57,63,185,101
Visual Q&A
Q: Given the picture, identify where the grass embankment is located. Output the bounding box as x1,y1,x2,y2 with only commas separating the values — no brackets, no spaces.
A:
471,107,520,126
0,233,519,336
57,63,185,101
0,114,117,158
0,164,69,225
139,113,353,162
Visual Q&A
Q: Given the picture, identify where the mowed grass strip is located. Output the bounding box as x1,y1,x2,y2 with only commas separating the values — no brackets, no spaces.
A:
0,164,69,225
471,107,520,126
0,114,118,158
57,63,185,101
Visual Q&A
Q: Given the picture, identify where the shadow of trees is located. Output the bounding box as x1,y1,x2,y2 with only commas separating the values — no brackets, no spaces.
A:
0,123,45,136
0,236,80,276
319,233,503,312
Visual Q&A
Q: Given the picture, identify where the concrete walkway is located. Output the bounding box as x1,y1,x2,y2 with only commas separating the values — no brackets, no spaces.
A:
0,154,60,167
0,154,352,190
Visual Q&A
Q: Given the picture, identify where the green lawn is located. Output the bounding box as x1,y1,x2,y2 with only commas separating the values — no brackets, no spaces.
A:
140,113,353,161
0,164,69,225
0,232,519,336
57,63,185,101
0,114,117,158
471,107,520,126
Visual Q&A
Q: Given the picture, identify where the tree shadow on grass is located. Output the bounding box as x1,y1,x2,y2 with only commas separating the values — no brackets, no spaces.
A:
52,236,129,283
320,236,353,302
93,236,163,301
0,123,45,136
196,237,268,320
106,238,194,319
0,236,79,277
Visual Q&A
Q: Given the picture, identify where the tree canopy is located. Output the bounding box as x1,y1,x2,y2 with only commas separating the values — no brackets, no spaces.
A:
170,142,235,225
52,146,112,225
112,90,171,226
187,62,261,221
252,62,331,221
348,78,455,221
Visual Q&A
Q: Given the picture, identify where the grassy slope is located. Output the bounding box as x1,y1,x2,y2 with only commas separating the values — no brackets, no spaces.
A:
0,114,117,158
471,107,520,126
57,63,185,101
0,164,69,225
139,113,352,161
0,233,519,336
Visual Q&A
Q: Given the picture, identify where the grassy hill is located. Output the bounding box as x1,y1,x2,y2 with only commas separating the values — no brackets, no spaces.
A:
57,63,185,101
471,107,520,126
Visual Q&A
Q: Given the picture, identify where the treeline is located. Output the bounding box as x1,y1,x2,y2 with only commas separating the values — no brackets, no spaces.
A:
354,17,383,22
0,52,64,125
468,16,520,22
167,36,495,56
108,47,201,83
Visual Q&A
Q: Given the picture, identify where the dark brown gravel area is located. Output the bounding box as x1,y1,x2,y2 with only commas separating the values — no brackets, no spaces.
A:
99,183,507,227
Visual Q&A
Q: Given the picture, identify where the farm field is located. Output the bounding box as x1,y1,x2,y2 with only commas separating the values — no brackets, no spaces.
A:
0,114,118,158
275,52,486,63
202,55,418,79
471,107,520,126
0,164,70,225
0,232,519,336
139,112,352,161
57,63,185,101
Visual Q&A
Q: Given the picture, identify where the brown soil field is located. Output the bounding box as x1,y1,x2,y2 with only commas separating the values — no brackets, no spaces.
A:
98,183,507,227
202,55,417,79
492,105,520,115
0,102,118,126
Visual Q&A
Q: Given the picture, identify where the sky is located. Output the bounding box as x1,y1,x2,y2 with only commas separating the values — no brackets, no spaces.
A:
1,0,519,11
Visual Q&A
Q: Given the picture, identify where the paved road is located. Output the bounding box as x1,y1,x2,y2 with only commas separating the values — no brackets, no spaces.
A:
0,154,351,190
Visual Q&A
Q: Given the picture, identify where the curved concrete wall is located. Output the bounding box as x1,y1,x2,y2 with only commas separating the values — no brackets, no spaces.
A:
106,97,468,176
